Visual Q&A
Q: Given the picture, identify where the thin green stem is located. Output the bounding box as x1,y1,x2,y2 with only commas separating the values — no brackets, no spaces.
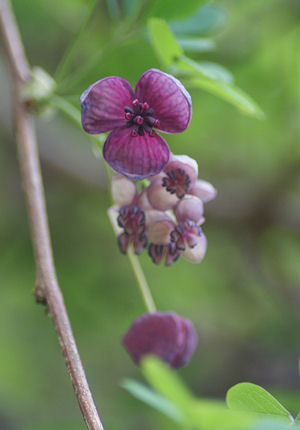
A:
107,204,157,314
127,247,156,313
54,0,99,83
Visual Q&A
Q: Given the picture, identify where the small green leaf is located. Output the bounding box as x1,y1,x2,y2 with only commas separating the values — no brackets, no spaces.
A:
148,18,183,67
177,37,215,52
121,379,184,423
141,356,193,412
178,56,234,83
226,383,293,421
190,77,265,119
145,0,206,22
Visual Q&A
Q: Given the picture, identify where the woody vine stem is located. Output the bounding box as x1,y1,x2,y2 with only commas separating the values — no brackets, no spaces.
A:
0,0,104,429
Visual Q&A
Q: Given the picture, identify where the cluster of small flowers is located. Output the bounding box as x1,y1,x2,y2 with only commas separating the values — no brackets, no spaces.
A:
109,153,216,266
81,68,216,368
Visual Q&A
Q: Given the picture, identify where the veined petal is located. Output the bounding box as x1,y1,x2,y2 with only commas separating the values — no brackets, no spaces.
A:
103,127,170,180
80,77,134,134
135,69,192,134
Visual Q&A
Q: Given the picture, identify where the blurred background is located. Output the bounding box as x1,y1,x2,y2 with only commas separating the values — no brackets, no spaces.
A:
0,0,299,429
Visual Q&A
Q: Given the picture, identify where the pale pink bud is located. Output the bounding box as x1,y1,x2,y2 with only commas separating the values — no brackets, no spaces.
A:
147,178,178,211
147,218,175,245
174,195,204,224
181,233,207,263
111,175,137,207
169,154,198,177
189,179,217,203
136,188,153,211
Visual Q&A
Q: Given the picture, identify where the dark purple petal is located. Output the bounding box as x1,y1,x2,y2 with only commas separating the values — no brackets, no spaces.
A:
122,312,197,369
170,319,197,368
80,77,134,134
103,127,170,180
135,69,192,134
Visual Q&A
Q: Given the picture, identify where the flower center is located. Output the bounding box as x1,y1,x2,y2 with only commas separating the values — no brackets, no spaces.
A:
162,168,191,199
170,220,202,251
124,99,160,137
117,205,147,254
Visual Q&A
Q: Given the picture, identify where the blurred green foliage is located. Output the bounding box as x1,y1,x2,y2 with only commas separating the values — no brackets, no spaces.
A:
0,0,299,429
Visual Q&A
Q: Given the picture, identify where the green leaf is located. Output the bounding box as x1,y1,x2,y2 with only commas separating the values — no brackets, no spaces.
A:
190,400,256,430
170,4,227,36
148,18,183,67
226,383,293,421
121,379,184,423
249,418,300,430
145,0,206,22
141,356,193,412
177,37,215,52
178,56,234,83
190,77,265,119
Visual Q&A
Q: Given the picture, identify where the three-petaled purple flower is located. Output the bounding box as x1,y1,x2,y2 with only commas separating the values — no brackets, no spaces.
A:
80,69,192,180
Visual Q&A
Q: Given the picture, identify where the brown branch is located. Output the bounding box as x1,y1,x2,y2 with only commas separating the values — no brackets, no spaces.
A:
0,1,104,429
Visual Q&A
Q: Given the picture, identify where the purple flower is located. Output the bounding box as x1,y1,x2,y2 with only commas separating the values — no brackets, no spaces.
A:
123,312,197,369
80,69,192,180
109,175,147,254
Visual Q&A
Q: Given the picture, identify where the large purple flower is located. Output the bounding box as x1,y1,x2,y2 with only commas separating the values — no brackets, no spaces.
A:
80,69,192,180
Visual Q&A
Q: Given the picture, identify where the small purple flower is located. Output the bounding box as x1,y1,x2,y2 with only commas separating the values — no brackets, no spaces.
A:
81,69,192,180
110,175,147,254
146,213,180,266
162,154,198,198
117,205,147,254
123,312,197,369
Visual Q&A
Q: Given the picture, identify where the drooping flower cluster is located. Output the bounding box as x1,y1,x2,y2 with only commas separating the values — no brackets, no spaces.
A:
109,154,216,266
81,69,216,369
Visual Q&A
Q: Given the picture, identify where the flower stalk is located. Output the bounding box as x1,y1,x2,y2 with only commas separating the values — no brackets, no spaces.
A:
0,1,104,428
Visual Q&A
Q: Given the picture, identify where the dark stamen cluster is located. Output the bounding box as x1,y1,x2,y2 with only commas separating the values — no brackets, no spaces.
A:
148,242,179,266
117,205,147,254
162,168,191,199
170,220,202,251
124,99,160,137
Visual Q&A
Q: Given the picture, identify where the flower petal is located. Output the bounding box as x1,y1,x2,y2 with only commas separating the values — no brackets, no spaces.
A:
80,77,134,134
170,318,197,368
181,233,207,263
135,69,192,134
103,127,170,180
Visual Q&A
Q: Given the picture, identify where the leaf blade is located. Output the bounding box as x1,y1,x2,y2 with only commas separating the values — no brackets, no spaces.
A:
226,383,293,421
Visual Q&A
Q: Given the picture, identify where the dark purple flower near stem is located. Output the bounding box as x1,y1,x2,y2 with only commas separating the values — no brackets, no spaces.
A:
117,205,147,254
123,312,197,369
81,69,192,180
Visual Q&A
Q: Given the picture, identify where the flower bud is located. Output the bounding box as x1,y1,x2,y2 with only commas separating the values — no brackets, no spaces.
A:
122,312,197,368
147,178,178,211
147,217,174,245
111,175,137,207
169,154,198,177
174,195,204,224
181,233,207,263
189,179,217,203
